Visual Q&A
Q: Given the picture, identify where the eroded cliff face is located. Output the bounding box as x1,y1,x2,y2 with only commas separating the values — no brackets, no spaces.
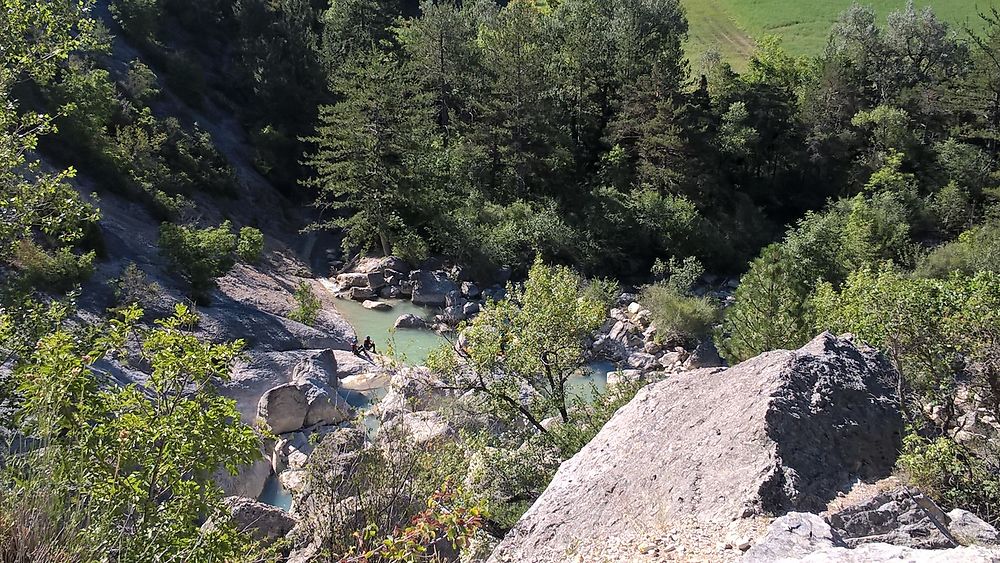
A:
488,332,904,562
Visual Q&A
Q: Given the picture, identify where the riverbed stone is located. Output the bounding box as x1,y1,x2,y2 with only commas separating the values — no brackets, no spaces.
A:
398,281,414,297
335,273,368,288
411,270,458,307
461,281,481,299
366,271,385,291
362,300,392,311
348,287,375,301
394,313,428,329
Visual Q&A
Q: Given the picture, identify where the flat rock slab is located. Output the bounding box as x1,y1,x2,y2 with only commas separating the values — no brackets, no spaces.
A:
488,333,902,563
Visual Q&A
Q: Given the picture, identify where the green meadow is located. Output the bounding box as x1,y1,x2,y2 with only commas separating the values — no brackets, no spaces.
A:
682,0,1000,70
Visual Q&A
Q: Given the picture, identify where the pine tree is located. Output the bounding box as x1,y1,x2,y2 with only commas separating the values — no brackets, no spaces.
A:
303,50,430,257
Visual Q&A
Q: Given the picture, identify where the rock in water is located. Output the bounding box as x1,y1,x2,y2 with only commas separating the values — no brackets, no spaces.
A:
487,333,902,563
362,299,392,311
410,270,458,307
393,313,428,329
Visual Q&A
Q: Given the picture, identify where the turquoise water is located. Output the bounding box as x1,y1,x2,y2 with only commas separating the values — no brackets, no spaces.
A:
257,294,619,511
258,475,293,511
567,360,616,402
333,298,447,365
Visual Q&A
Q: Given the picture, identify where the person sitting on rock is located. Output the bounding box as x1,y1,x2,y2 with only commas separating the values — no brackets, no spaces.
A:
363,336,376,354
351,339,362,357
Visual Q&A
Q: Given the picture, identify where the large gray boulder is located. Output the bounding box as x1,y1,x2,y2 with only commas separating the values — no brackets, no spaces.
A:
290,349,337,386
394,313,428,329
335,272,369,288
290,350,352,427
258,384,309,434
948,509,1000,545
410,270,457,307
214,456,271,499
488,333,902,563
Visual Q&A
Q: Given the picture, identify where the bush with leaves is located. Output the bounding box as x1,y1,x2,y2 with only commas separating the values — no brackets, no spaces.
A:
12,304,263,560
158,221,239,300
429,257,609,431
301,426,485,560
899,434,1000,526
122,58,160,102
916,217,1000,278
288,281,321,326
718,244,814,363
108,262,162,308
641,284,719,346
110,0,163,42
10,239,94,293
236,226,264,263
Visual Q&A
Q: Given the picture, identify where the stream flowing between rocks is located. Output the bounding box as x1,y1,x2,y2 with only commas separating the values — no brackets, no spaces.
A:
258,282,616,511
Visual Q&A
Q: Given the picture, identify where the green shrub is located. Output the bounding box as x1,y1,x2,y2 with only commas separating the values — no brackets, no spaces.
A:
718,244,813,363
650,255,704,294
110,0,162,41
13,305,263,560
899,434,1000,526
288,282,321,325
158,221,238,300
236,227,264,263
122,58,159,102
928,181,973,236
108,262,162,307
915,219,1000,278
11,240,95,293
641,284,719,345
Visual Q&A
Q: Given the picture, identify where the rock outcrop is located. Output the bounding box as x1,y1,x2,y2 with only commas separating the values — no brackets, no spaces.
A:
745,512,1000,562
488,333,903,562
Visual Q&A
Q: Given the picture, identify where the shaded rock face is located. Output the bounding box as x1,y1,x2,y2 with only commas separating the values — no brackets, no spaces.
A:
828,488,957,549
488,333,902,563
218,496,297,545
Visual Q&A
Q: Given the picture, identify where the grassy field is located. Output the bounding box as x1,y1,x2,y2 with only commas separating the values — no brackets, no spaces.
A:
682,0,1000,71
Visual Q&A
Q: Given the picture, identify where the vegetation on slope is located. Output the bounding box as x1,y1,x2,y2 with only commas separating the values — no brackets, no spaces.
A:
4,0,1000,557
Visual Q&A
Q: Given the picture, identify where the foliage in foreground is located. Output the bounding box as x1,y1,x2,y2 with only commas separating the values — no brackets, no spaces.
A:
429,257,610,431
7,303,264,560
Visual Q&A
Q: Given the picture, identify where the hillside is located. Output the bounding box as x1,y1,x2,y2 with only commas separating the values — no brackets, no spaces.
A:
684,0,1000,69
4,0,1000,561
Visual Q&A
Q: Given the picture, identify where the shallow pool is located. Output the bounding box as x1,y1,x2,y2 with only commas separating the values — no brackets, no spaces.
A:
332,298,447,365
258,475,293,511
